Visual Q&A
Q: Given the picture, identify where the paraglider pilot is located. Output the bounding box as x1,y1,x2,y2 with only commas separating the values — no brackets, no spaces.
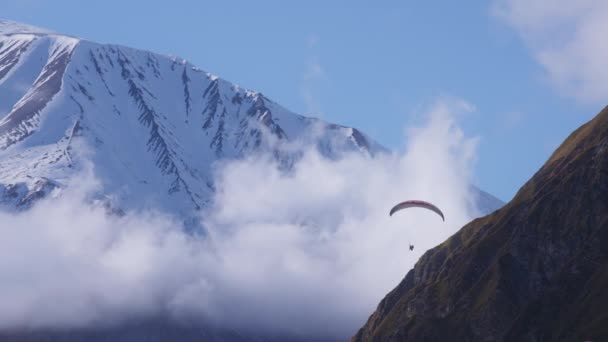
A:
389,200,444,253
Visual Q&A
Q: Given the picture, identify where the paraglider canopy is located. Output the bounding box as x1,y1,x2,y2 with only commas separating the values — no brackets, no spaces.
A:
389,200,445,221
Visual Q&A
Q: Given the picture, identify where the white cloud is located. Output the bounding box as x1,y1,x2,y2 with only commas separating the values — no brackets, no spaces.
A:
0,99,481,339
492,0,608,103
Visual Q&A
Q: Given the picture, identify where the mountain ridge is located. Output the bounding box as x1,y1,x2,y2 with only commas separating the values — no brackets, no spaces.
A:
0,19,394,219
0,18,503,220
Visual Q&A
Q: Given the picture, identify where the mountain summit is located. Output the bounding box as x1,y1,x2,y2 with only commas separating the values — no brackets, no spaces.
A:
352,106,608,341
0,19,393,216
0,19,502,220
0,19,55,35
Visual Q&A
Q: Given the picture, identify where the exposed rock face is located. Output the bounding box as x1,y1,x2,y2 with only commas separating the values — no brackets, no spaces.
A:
0,177,60,210
353,106,608,342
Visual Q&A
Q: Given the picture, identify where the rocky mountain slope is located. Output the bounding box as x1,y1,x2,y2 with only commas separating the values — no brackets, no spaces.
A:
352,106,608,341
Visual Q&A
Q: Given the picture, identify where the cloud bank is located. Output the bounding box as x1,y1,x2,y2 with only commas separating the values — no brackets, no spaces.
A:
0,100,481,339
492,0,608,103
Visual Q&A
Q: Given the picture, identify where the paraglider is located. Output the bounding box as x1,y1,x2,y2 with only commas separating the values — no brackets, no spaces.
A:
389,200,444,252
389,200,445,221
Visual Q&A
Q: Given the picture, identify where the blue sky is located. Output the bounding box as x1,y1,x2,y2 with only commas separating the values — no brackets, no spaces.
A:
2,0,605,201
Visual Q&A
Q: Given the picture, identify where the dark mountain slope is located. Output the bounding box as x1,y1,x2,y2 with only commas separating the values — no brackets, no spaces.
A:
353,106,608,342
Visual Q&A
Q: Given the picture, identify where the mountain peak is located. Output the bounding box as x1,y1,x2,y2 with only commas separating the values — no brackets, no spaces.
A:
545,104,608,166
0,19,502,223
0,19,55,36
0,21,394,218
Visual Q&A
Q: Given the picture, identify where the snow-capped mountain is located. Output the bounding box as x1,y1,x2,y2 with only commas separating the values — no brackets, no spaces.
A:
0,19,502,220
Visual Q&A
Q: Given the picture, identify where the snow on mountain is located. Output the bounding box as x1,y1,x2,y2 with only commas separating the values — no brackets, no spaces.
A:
0,19,503,221
0,19,55,36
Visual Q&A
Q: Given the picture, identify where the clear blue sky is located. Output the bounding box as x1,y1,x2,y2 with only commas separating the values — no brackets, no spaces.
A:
2,0,603,202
